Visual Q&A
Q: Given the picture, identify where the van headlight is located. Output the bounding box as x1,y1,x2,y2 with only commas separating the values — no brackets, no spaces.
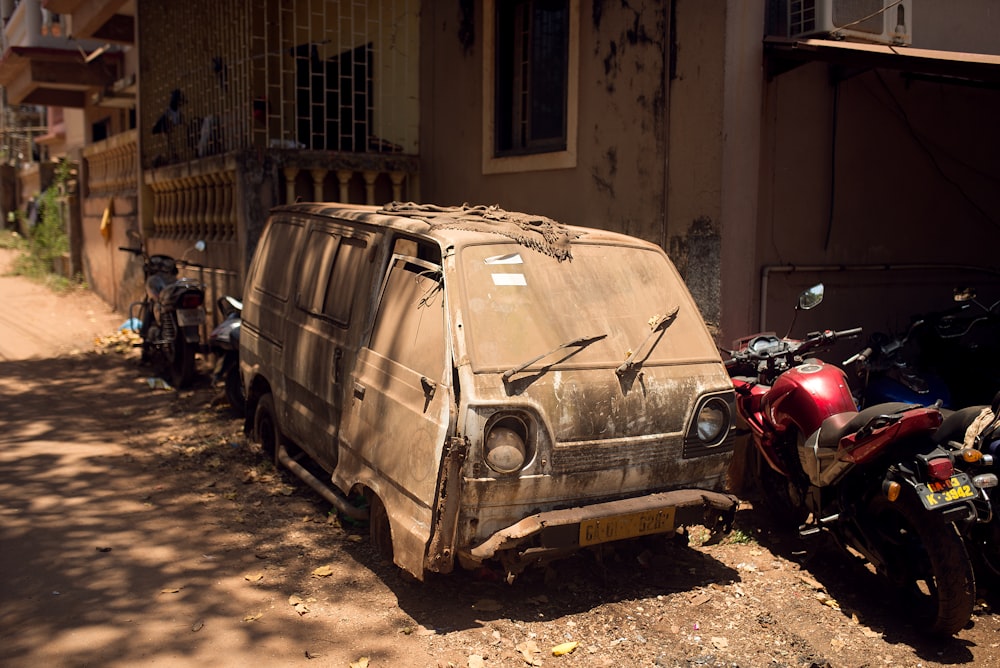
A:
484,415,530,474
695,397,731,444
684,393,735,458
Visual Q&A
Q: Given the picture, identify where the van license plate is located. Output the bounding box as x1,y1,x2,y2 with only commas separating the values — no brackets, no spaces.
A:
579,507,676,547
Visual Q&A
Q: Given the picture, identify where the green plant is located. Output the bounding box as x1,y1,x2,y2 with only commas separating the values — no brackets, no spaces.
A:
724,527,756,545
8,159,81,290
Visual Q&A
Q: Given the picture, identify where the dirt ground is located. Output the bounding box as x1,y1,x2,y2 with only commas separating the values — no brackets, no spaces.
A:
2,246,1000,668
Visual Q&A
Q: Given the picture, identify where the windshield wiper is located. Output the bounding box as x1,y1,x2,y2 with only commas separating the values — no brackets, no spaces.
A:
616,306,680,377
502,334,608,381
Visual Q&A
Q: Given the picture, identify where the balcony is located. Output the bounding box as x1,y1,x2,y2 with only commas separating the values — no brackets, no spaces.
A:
42,0,134,44
0,0,117,106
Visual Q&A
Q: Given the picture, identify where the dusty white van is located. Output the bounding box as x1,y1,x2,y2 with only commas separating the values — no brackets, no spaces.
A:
240,202,738,580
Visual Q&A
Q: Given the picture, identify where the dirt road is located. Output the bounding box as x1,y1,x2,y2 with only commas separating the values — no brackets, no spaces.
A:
2,246,999,668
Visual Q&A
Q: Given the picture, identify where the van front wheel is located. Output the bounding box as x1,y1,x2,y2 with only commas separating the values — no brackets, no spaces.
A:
253,393,281,466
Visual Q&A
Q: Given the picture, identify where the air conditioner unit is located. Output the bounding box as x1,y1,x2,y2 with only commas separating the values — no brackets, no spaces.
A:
788,0,912,46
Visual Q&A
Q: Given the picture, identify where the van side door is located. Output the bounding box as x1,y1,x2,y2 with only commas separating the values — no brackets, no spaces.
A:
336,252,452,573
283,225,370,470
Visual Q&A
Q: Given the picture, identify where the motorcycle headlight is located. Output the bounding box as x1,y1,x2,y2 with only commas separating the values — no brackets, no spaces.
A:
484,415,530,474
695,397,730,444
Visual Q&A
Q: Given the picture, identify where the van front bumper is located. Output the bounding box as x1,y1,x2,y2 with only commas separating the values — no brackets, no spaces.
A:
467,488,738,563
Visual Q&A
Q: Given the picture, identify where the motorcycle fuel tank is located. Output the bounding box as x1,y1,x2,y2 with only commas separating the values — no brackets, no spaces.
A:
764,360,857,437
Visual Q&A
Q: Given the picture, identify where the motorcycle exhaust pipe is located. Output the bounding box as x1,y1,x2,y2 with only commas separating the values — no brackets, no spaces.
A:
276,444,368,521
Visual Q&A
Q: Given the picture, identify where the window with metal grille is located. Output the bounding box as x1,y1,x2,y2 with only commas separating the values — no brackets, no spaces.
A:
139,0,418,169
495,0,569,156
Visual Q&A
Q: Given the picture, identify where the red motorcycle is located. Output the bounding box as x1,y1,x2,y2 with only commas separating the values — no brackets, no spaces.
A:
725,284,979,635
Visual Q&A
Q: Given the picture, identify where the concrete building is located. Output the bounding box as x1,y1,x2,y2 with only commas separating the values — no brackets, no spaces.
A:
1,0,997,346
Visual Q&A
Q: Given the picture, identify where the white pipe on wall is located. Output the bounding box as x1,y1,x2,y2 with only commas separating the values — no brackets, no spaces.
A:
759,263,1000,332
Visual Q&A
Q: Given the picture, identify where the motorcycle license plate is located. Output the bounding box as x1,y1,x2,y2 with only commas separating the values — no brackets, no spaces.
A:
579,507,676,547
177,308,206,327
915,473,977,510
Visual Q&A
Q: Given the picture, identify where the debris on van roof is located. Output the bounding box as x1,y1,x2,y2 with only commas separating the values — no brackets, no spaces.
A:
380,201,576,261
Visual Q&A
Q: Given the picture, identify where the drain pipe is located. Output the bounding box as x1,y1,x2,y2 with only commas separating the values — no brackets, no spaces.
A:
760,263,1000,331
276,444,369,521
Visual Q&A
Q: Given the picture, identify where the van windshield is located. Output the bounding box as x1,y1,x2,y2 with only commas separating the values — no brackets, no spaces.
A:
456,242,718,373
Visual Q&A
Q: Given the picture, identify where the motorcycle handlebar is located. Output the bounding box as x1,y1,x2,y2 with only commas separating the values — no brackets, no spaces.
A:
834,327,863,339
843,346,873,367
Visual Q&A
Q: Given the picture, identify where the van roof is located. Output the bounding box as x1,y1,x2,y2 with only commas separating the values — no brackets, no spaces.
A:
271,201,658,262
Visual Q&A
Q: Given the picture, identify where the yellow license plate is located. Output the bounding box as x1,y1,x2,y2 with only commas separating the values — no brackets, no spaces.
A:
579,507,676,547
917,473,977,510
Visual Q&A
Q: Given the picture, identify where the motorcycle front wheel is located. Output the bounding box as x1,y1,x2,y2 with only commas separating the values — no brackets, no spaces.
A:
865,493,975,636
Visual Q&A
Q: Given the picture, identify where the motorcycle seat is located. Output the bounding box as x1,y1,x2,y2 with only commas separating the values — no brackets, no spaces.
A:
934,405,988,446
816,402,916,450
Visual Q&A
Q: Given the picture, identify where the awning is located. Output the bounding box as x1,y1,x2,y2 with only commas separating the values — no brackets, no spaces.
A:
764,36,1000,86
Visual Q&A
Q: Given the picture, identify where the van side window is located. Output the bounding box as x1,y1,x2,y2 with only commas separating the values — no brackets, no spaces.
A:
369,257,445,379
256,221,303,300
392,236,442,264
297,229,341,314
323,236,367,325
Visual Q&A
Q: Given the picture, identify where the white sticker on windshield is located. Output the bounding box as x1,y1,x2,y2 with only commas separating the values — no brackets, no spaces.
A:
485,253,523,265
492,273,527,286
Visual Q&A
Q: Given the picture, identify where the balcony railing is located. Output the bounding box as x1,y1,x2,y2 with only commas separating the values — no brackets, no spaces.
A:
143,148,419,242
144,153,237,241
81,129,137,194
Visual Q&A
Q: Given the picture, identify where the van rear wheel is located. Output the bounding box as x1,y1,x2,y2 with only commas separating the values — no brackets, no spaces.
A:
253,393,281,466
368,494,394,564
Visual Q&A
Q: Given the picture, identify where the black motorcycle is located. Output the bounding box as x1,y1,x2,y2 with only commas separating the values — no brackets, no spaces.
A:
120,241,206,388
934,392,1000,595
208,294,243,414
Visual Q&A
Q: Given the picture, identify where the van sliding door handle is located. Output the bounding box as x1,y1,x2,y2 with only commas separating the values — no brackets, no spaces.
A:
334,348,343,382
420,376,436,399
353,382,366,399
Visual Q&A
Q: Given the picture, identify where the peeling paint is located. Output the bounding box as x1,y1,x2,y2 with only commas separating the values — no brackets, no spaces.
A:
670,216,722,328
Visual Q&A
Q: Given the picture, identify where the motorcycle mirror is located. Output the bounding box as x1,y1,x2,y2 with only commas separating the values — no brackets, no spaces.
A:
953,286,975,302
797,283,825,311
784,283,824,339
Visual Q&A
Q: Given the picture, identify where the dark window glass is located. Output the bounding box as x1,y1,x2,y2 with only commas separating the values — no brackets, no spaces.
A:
495,0,568,156
323,236,367,325
255,221,304,300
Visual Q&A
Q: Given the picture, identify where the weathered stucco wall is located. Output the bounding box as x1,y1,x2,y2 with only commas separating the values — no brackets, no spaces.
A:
756,0,1000,340
420,1,670,245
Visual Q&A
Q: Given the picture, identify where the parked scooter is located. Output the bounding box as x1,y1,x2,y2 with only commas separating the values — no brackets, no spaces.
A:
725,283,979,635
208,295,244,414
851,288,1000,410
120,241,206,388
846,322,953,409
933,393,1000,594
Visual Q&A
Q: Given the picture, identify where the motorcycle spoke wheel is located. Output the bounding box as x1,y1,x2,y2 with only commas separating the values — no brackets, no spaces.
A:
866,494,975,636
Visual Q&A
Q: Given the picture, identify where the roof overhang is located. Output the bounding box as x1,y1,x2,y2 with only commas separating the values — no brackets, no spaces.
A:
764,36,1000,87
0,46,120,107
